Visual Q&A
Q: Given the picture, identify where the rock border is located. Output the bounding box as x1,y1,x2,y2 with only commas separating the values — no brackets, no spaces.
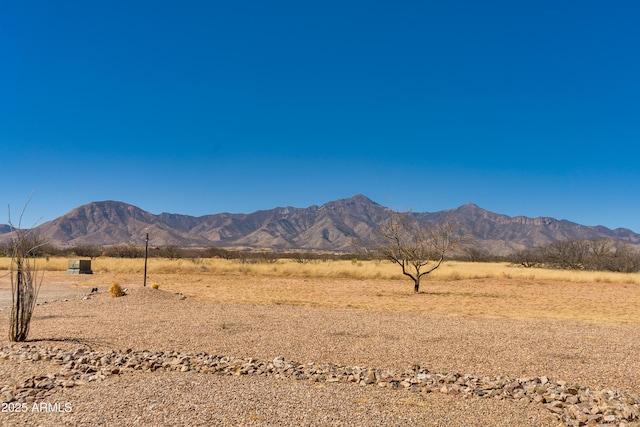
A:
1,344,638,426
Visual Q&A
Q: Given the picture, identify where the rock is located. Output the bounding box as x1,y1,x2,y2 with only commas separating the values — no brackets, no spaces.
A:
544,403,564,415
567,386,579,395
565,395,579,405
1,344,638,426
2,390,14,402
363,370,376,384
272,356,285,369
416,373,429,382
568,405,588,423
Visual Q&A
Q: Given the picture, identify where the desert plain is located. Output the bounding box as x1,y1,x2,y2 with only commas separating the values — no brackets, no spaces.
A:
0,258,639,426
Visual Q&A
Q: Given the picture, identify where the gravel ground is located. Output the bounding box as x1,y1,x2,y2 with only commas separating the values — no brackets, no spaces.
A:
1,285,639,426
2,370,555,427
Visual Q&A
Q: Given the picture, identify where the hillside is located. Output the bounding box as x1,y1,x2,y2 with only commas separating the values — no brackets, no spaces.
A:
1,195,639,255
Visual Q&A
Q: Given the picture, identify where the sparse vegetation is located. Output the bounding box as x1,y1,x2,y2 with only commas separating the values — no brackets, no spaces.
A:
7,202,44,342
103,243,144,259
70,244,102,259
1,257,639,322
151,282,159,289
364,212,463,292
2,257,640,285
0,242,367,263
509,239,640,272
109,282,126,297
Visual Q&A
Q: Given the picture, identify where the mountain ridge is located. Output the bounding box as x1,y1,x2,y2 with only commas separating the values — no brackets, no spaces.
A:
1,195,638,255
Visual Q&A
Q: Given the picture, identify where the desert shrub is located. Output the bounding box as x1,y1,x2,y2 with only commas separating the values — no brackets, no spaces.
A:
461,247,492,262
8,230,44,341
157,245,187,260
151,283,159,289
71,244,102,259
109,283,126,297
205,247,234,259
103,244,144,258
511,239,640,273
508,248,543,268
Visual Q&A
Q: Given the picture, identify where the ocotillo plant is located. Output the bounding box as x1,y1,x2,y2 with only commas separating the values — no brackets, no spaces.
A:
8,210,44,342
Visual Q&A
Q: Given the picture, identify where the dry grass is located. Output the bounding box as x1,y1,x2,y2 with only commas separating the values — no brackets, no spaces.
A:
2,256,640,284
159,275,640,324
109,282,126,297
1,257,639,324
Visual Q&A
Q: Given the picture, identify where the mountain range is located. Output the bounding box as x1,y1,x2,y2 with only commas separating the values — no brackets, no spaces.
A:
1,195,639,255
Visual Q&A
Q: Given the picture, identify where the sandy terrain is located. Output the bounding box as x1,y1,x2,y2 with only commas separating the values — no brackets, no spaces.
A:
0,271,639,426
0,271,98,310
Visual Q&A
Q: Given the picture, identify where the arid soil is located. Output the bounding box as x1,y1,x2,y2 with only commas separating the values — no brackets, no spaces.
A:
0,272,639,426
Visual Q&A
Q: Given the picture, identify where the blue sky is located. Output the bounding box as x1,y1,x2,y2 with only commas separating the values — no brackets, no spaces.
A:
2,1,639,232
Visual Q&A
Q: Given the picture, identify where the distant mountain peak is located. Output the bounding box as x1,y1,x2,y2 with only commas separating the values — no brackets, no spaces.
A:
457,202,483,210
449,202,492,217
350,194,376,202
328,194,379,206
1,195,638,254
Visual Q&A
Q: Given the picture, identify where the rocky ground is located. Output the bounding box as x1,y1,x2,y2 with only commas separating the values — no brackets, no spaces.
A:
0,282,639,426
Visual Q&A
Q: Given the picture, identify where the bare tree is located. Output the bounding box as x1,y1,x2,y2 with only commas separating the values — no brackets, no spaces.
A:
103,243,144,258
71,244,102,260
462,246,492,262
8,205,44,342
157,245,185,260
374,212,462,293
509,239,640,273
541,239,591,270
509,247,543,268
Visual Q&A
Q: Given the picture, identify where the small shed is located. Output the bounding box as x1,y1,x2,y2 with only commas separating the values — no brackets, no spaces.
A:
67,259,93,274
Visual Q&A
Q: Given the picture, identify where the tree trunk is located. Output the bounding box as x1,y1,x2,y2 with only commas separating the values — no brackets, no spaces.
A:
414,277,420,293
